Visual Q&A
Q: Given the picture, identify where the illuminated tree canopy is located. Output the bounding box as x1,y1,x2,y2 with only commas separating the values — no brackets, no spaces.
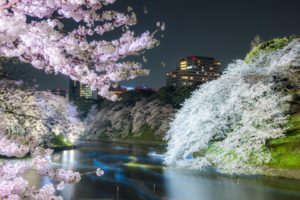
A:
0,0,164,100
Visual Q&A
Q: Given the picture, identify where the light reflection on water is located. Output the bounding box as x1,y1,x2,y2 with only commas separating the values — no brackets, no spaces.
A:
25,142,300,200
61,150,76,200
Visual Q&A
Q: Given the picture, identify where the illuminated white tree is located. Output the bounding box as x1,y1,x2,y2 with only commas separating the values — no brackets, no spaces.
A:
165,39,300,174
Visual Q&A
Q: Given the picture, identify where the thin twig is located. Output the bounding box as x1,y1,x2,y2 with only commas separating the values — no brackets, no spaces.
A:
80,171,96,176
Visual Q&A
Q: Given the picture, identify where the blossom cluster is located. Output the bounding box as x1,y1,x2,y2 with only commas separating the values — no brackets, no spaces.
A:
0,144,104,199
0,79,84,151
0,120,29,157
0,0,164,100
0,79,87,199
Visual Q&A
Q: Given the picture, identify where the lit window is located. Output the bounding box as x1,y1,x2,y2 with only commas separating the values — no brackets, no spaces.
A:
180,61,188,70
180,61,187,66
214,61,221,66
80,84,92,98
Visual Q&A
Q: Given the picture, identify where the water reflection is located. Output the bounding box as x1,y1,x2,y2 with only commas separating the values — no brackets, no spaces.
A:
61,150,76,200
25,142,300,200
164,169,263,200
164,169,210,200
163,168,300,200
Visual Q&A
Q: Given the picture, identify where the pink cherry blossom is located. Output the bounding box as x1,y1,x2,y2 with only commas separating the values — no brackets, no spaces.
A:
0,1,160,199
0,0,161,100
96,168,104,176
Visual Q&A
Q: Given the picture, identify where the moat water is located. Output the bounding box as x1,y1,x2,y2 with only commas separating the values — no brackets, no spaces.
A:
26,141,300,200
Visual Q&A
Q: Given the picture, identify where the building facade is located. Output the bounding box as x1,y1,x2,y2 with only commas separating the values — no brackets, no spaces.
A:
69,79,98,100
166,56,221,87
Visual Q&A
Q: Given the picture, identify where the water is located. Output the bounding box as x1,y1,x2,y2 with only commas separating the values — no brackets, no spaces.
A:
26,141,300,200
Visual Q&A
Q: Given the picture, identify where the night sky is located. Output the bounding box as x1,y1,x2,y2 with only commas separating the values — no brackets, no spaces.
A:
5,0,300,90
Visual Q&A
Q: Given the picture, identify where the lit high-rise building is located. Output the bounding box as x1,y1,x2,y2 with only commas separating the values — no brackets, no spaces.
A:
166,56,221,87
69,79,98,100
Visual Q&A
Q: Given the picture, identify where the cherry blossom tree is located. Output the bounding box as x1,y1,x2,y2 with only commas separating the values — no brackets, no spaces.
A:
0,78,90,199
0,78,84,154
0,0,163,100
164,38,300,174
0,1,162,198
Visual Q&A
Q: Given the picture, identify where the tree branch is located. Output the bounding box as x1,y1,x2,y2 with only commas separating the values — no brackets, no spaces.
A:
0,0,19,12
1,109,46,121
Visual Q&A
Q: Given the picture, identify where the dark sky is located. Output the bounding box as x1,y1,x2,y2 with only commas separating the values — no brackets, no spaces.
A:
6,0,300,90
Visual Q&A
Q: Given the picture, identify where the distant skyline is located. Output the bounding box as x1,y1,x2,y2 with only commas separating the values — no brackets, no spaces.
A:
4,0,300,90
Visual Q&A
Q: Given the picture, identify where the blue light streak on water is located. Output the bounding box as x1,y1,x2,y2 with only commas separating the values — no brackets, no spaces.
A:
95,155,137,162
92,159,121,172
91,156,162,200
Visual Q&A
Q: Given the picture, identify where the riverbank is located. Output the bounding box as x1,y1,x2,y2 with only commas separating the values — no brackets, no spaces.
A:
79,139,166,147
263,167,300,180
47,134,77,151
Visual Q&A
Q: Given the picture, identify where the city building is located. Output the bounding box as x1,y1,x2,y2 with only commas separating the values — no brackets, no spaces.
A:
166,56,221,87
69,79,98,100
50,88,68,98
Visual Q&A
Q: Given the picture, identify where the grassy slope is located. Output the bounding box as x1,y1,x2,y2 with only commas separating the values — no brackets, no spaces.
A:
267,113,300,169
245,35,298,63
48,134,74,148
96,124,164,144
245,36,300,170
